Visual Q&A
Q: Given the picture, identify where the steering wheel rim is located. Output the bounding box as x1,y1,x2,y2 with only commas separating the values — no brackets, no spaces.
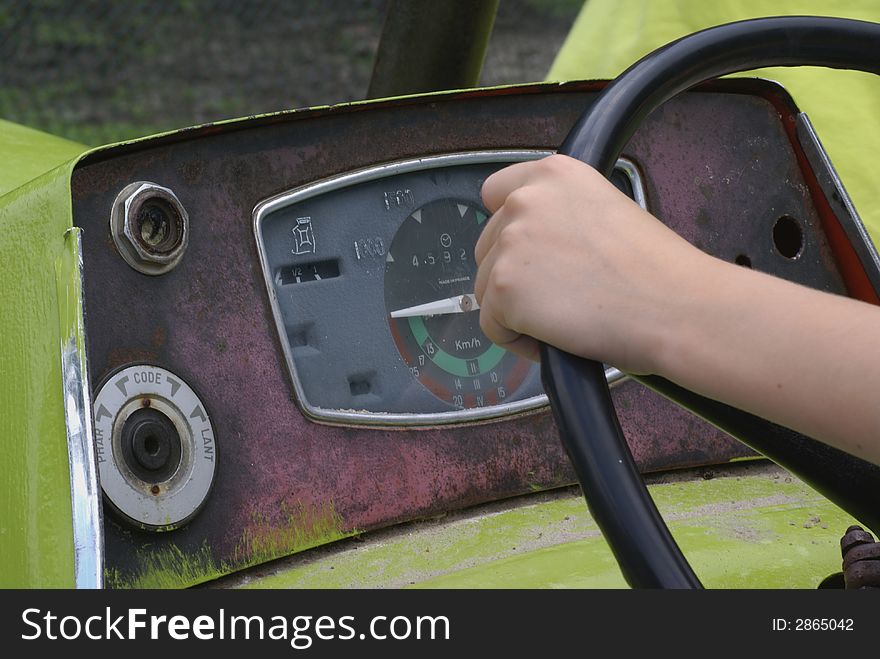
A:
545,16,880,589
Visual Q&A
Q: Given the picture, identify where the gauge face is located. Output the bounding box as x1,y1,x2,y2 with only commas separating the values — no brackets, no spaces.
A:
384,198,531,408
257,153,641,423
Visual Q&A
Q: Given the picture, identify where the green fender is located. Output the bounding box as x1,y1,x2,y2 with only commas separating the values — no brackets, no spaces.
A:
0,118,96,586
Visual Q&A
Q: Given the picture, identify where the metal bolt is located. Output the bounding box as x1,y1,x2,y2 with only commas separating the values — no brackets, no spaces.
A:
110,181,189,275
841,525,880,589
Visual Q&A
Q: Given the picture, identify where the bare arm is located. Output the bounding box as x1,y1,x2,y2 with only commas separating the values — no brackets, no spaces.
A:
474,154,880,466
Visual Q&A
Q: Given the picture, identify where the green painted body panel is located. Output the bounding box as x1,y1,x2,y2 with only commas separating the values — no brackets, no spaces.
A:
233,465,853,589
0,161,86,586
0,120,87,198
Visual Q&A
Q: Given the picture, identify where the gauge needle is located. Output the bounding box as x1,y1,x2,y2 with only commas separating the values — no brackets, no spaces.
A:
390,294,480,318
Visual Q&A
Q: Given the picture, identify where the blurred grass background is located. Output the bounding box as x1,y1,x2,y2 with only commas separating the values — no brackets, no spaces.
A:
0,0,582,146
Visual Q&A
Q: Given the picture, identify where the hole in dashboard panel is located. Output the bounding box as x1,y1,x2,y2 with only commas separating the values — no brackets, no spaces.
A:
773,215,804,259
135,198,183,254
735,254,752,268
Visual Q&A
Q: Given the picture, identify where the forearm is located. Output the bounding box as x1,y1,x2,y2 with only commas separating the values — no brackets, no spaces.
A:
476,155,880,467
656,254,880,466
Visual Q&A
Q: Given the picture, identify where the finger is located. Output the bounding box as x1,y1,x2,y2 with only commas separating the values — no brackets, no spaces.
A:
479,299,541,362
473,236,500,304
478,298,522,349
481,159,544,212
474,205,508,266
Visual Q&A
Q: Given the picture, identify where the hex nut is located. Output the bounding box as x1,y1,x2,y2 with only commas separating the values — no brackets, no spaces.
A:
110,181,189,275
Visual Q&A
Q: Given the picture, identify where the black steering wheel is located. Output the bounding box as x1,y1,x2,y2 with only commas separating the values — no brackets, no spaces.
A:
543,16,880,588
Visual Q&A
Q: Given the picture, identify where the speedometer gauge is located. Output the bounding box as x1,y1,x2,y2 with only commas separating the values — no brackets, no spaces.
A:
255,151,642,425
384,199,530,409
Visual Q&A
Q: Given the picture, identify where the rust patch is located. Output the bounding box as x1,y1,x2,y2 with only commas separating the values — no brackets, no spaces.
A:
152,325,167,348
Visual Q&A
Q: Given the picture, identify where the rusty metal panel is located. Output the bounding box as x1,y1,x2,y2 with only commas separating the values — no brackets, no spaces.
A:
71,81,845,587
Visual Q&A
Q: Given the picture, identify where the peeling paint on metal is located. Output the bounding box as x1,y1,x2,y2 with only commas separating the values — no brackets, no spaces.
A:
107,501,349,589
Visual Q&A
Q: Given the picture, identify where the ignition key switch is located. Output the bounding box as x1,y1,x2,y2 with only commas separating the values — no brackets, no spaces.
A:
93,365,217,531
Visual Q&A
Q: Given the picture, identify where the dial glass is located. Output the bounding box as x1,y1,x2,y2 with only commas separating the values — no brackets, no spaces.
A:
255,152,642,425
384,199,530,409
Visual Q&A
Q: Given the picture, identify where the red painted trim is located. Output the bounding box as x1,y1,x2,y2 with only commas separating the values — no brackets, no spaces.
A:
730,84,880,305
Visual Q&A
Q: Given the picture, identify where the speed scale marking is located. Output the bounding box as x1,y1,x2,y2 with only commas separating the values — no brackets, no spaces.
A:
384,198,530,408
94,364,216,530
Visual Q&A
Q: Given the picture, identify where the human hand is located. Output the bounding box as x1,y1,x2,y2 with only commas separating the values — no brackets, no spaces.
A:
474,154,717,374
475,154,880,467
